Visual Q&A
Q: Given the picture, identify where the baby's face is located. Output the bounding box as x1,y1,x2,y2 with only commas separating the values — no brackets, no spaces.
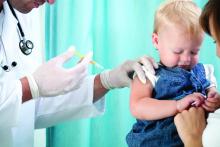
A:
152,24,204,70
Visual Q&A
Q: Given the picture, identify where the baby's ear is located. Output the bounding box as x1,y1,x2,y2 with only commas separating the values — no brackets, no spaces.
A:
152,33,159,48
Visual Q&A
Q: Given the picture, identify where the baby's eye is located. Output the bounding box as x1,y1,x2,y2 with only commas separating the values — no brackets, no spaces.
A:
191,51,198,55
173,50,182,54
213,40,216,44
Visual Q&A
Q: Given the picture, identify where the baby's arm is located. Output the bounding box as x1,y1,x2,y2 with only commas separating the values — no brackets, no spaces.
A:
130,77,205,120
176,93,205,111
130,77,194,120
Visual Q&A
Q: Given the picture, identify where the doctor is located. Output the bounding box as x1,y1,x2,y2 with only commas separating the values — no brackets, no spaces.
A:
0,0,157,146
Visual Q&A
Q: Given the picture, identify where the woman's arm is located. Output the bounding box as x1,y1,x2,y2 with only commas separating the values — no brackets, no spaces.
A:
174,107,205,147
130,77,178,120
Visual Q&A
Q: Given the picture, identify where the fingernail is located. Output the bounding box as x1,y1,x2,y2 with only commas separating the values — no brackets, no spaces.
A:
191,101,197,106
68,46,75,52
67,46,76,56
140,77,146,84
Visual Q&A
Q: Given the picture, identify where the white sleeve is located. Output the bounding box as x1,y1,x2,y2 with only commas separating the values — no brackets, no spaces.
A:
203,109,220,147
34,75,105,129
0,79,22,128
204,64,217,88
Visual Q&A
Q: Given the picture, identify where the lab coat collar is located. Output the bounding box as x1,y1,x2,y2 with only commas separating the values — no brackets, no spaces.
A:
2,1,18,32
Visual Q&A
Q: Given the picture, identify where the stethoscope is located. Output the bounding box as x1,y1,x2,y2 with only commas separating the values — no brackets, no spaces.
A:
1,0,34,72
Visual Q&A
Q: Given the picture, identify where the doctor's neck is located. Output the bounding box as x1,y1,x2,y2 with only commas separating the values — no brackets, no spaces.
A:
0,0,3,12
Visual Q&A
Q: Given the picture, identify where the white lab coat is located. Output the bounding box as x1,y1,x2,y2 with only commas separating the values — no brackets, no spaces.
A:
0,2,105,147
203,108,220,147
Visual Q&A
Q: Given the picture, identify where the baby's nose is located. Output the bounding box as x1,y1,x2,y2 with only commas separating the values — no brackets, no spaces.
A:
180,54,191,64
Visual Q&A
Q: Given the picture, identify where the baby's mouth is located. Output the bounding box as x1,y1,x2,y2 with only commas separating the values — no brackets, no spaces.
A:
178,65,191,70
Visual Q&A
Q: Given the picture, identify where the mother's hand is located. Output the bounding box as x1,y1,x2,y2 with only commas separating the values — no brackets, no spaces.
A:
174,107,206,147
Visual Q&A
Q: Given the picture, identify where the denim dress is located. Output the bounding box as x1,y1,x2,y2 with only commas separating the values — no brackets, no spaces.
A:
126,63,210,147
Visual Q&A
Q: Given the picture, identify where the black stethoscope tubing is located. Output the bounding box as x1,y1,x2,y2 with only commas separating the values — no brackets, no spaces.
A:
7,0,34,55
1,1,35,71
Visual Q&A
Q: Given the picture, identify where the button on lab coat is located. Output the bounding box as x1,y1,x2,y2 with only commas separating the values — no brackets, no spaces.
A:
0,2,105,147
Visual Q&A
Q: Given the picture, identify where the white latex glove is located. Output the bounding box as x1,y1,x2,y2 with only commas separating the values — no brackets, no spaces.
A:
100,56,158,89
29,48,92,98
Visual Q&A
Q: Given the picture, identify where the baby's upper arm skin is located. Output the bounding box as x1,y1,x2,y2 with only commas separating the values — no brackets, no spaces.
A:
129,76,153,117
130,77,153,102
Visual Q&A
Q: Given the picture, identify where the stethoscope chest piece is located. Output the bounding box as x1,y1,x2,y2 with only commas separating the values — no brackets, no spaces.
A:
19,39,34,55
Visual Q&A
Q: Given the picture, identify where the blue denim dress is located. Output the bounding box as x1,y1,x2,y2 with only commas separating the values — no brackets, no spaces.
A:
126,63,210,147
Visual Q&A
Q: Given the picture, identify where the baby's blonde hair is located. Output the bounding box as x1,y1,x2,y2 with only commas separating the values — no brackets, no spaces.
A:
154,0,203,37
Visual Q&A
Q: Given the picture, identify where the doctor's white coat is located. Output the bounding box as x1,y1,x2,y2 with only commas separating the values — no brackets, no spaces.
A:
0,2,105,147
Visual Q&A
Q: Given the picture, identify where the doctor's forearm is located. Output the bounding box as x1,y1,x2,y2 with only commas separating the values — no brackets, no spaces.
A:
20,77,32,103
93,74,109,102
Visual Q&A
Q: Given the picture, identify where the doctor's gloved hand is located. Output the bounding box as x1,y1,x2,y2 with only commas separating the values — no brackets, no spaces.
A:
28,48,92,98
100,56,158,89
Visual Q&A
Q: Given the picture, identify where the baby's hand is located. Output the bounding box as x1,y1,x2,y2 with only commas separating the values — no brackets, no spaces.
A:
202,90,220,112
177,93,205,112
